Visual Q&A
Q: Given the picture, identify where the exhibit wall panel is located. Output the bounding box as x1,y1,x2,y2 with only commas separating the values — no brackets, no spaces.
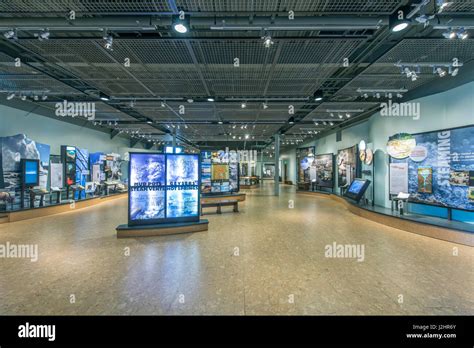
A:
369,81,474,208
279,148,297,184
0,104,132,156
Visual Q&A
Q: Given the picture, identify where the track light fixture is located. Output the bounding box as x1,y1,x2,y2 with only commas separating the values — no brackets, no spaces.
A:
103,33,113,50
313,90,323,101
241,102,247,109
389,10,410,32
172,15,190,34
262,34,274,48
99,92,110,101
38,29,50,41
3,29,16,39
7,93,15,100
288,116,295,125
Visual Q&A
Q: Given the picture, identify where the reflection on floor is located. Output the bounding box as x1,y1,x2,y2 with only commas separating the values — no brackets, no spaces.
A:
0,183,472,315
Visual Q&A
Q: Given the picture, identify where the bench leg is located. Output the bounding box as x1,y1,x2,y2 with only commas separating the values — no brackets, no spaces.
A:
233,203,239,212
216,205,222,214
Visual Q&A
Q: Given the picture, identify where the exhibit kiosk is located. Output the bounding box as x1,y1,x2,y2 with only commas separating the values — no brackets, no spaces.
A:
116,152,208,237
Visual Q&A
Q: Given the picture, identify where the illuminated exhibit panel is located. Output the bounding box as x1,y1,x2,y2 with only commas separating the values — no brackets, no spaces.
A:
201,151,239,195
21,159,39,186
128,153,200,226
296,147,315,185
313,154,334,188
389,126,474,212
337,145,359,187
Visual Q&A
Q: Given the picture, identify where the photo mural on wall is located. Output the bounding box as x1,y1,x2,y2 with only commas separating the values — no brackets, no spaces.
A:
389,125,474,210
0,134,50,196
296,147,315,183
337,145,358,187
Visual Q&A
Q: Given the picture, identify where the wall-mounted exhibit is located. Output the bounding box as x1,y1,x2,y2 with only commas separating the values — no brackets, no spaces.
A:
296,147,315,188
201,150,239,195
337,145,359,188
388,126,474,212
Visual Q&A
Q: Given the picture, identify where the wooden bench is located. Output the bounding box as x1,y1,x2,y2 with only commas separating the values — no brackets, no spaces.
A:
201,200,239,215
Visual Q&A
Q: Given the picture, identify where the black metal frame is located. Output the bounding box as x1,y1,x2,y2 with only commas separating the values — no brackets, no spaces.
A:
128,152,201,226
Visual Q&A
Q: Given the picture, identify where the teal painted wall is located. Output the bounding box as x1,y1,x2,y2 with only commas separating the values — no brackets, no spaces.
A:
281,82,474,207
0,103,139,156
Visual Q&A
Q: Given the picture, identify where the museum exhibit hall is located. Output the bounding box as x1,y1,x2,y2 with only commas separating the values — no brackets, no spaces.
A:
0,0,473,345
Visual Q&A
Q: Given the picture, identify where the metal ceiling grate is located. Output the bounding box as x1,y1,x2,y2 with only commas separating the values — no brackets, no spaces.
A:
176,0,404,13
0,0,171,13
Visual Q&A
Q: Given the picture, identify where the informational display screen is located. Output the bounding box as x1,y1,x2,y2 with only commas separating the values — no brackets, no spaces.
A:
389,125,474,210
22,159,39,186
128,153,200,225
344,179,371,202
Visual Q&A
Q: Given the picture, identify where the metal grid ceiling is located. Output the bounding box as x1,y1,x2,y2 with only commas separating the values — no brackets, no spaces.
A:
176,0,404,13
0,0,171,13
0,0,404,14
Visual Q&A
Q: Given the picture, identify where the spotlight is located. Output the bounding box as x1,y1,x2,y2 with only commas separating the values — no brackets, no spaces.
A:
314,90,323,101
262,35,273,48
442,29,456,39
218,121,223,124
160,102,165,107
241,102,247,109
451,67,459,76
338,114,343,119
363,93,368,99
38,29,50,41
172,15,189,34
411,73,418,81
346,113,351,118
262,102,268,109
33,95,39,101
99,92,110,101
436,67,447,77
207,97,215,102
330,113,334,117
376,93,380,99
103,34,113,50
245,134,249,139
21,95,26,101
288,116,295,125
6,93,15,100
329,122,334,126
397,93,403,98
42,95,48,100
389,12,410,32
457,28,468,40
3,29,16,39
187,98,194,103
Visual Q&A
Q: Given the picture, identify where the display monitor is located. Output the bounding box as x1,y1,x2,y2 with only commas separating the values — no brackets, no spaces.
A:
128,152,200,226
344,179,371,202
21,159,39,186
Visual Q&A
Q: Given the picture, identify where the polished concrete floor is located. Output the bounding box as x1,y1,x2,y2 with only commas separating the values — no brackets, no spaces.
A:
0,183,473,315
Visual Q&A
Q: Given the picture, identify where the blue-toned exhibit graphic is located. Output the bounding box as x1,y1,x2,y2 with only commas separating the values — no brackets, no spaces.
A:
75,148,89,199
129,153,166,222
24,160,39,186
128,153,200,225
391,126,474,211
0,134,50,192
348,179,365,194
